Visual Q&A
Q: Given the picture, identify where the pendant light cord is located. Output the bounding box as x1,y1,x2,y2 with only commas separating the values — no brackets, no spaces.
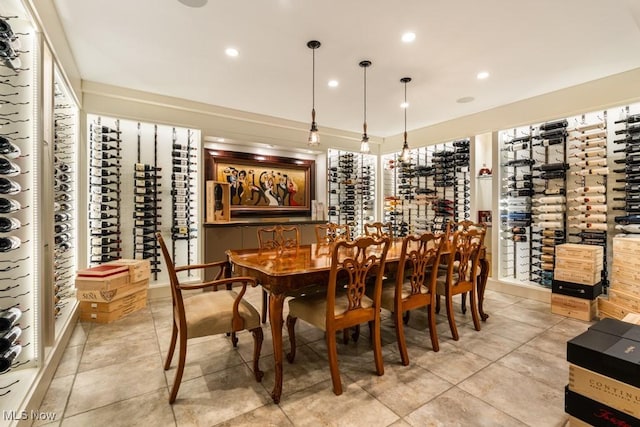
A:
363,65,367,126
312,48,315,113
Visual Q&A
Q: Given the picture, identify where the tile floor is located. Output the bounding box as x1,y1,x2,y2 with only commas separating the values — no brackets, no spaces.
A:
35,288,588,426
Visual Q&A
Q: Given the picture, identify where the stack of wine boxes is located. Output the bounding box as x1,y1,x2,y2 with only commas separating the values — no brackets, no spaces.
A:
565,318,640,425
75,259,150,323
598,237,640,320
551,243,603,321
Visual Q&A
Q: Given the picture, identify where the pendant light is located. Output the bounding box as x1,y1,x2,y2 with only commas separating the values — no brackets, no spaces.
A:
307,40,321,146
399,77,412,162
359,60,372,153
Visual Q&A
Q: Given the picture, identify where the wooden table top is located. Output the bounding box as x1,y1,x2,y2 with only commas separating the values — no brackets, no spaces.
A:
226,239,408,277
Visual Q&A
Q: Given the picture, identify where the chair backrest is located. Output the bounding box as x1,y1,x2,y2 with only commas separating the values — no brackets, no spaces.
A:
364,222,393,239
315,223,351,244
396,232,445,300
445,220,487,249
326,236,390,321
257,225,300,250
447,228,485,285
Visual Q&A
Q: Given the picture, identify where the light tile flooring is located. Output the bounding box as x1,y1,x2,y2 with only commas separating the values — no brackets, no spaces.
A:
35,288,588,426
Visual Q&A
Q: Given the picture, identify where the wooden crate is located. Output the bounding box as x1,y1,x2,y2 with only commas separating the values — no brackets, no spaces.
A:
613,237,640,255
609,278,640,297
598,297,637,320
551,294,596,321
79,294,147,323
555,243,604,261
569,364,640,419
554,257,602,273
75,270,130,291
106,259,151,282
609,288,640,312
79,288,147,313
568,416,591,427
553,267,601,286
206,180,230,223
611,264,640,284
76,278,149,303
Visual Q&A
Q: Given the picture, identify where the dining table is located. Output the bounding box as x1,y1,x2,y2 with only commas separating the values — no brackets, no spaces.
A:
226,238,490,404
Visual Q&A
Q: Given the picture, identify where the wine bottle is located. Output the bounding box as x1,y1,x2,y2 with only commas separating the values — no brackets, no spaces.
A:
537,188,565,196
615,224,640,233
531,262,554,271
569,231,605,239
533,171,565,180
569,204,607,213
613,134,640,144
503,158,535,167
511,226,528,234
568,213,607,222
508,189,535,197
533,162,568,172
535,196,566,204
613,184,640,192
532,213,563,221
0,325,21,353
540,119,568,131
0,158,20,177
531,137,565,147
135,163,161,172
510,235,527,242
0,344,21,374
574,158,607,168
570,195,606,204
569,222,608,231
617,176,640,184
537,128,568,140
615,215,640,225
571,185,606,194
570,167,609,176
542,229,564,238
0,136,21,159
615,114,640,124
532,205,565,213
0,307,21,332
615,124,640,135
536,221,564,229
503,142,529,152
570,138,607,149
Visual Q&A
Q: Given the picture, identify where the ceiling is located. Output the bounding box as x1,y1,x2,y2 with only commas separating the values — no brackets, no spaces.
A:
52,0,640,139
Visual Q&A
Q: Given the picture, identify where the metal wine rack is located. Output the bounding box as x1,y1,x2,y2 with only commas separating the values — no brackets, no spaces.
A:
327,149,375,238
171,128,197,270
89,118,123,264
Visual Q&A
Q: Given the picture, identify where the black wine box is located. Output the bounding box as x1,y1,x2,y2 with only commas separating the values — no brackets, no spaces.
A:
565,385,640,427
567,318,640,388
552,279,602,300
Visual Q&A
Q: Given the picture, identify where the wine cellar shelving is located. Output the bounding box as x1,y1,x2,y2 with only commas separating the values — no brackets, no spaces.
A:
0,1,36,401
86,115,200,284
382,140,471,237
327,149,375,238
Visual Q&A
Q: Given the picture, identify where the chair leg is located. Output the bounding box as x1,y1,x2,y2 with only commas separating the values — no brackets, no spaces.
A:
342,328,350,345
326,327,343,395
352,325,360,342
461,292,467,314
470,289,481,331
435,294,441,314
372,315,384,377
285,315,297,363
164,320,178,370
427,303,440,352
446,292,459,341
402,310,411,325
395,309,409,366
251,327,264,382
231,331,238,347
261,289,268,324
169,332,187,404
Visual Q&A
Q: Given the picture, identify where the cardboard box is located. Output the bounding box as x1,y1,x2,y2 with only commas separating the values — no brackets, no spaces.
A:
206,180,230,223
555,256,602,273
79,295,147,323
79,289,147,313
565,385,640,427
106,259,151,282
552,279,602,300
598,298,636,321
75,270,130,291
554,267,602,286
556,243,604,261
569,364,640,419
551,293,596,321
568,322,640,388
76,278,149,303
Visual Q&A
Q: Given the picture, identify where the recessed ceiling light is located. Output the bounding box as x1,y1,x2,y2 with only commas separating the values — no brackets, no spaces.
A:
178,0,208,7
400,102,409,109
225,48,239,57
328,80,339,88
401,32,416,43
457,96,475,104
477,71,490,80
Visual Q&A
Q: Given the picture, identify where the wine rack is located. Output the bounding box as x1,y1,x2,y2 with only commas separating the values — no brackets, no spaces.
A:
499,127,534,283
0,2,35,398
89,118,123,264
381,140,471,237
171,129,197,271
327,149,375,238
567,112,609,287
612,105,640,239
52,76,78,321
530,119,568,288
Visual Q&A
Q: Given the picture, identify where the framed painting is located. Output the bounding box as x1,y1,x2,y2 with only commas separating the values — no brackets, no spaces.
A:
204,149,315,216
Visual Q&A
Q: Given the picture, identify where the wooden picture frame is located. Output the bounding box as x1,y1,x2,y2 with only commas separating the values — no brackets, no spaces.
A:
204,149,315,216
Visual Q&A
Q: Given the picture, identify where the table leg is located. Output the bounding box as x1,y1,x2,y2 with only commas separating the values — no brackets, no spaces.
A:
269,292,286,404
478,257,490,321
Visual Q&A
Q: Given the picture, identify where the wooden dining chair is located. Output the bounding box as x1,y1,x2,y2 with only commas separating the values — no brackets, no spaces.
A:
364,221,393,239
156,233,263,403
257,224,300,323
435,228,485,341
373,232,446,364
286,236,391,395
315,222,351,244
